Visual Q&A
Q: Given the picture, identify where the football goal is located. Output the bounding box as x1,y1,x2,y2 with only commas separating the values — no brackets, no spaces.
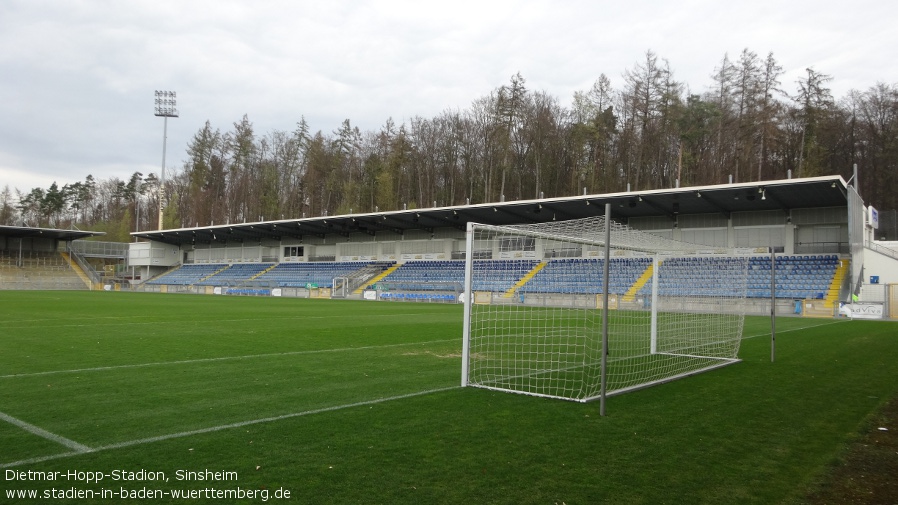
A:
460,210,751,406
332,277,349,298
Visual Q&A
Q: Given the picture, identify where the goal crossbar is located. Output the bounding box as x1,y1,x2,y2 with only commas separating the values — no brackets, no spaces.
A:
466,221,702,256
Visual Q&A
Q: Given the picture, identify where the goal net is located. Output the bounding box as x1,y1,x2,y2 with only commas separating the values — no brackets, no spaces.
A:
461,214,750,403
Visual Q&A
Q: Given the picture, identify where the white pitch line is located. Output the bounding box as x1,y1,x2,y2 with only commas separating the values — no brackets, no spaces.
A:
96,386,458,451
0,386,457,469
742,319,846,340
1,311,454,329
0,411,92,454
0,338,458,379
0,451,84,469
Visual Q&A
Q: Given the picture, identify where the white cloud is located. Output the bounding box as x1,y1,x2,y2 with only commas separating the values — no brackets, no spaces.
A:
0,0,896,194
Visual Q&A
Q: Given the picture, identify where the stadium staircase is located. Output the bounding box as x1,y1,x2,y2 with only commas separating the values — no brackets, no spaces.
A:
249,264,278,281
503,261,547,298
622,262,655,303
199,265,231,284
824,259,849,308
353,263,401,294
150,264,181,281
60,252,94,289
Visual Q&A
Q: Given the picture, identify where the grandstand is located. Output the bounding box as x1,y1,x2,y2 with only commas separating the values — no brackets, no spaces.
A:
744,254,842,300
146,263,226,286
254,261,386,289
521,258,652,295
375,259,538,293
0,225,107,290
136,253,849,312
145,261,392,292
0,177,887,315
129,175,897,318
0,251,88,290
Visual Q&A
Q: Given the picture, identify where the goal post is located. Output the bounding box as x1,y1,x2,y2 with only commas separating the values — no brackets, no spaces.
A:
461,215,751,404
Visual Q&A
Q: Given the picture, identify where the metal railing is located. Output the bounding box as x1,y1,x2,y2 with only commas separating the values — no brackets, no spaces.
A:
67,248,102,285
70,240,129,259
867,241,898,261
793,241,849,255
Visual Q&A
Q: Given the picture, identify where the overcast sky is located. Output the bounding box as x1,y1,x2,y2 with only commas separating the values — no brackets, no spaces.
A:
1,0,895,197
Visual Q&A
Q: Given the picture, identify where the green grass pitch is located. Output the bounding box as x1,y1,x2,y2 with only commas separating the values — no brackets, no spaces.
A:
1,291,896,503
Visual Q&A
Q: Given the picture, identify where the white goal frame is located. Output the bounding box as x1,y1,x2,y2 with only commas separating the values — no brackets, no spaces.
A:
331,277,349,299
461,206,750,410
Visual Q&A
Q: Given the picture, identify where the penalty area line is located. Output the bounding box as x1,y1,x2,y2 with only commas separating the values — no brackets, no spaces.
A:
0,411,92,455
0,338,458,380
0,386,458,469
2,310,454,329
96,386,459,451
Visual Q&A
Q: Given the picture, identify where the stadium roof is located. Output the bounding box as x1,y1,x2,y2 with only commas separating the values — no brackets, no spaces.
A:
132,175,851,247
0,225,105,242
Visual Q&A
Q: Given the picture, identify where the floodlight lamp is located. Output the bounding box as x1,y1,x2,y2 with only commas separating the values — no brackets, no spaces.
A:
154,90,179,117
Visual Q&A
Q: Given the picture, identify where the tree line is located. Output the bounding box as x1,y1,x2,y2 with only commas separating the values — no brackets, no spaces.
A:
2,49,896,241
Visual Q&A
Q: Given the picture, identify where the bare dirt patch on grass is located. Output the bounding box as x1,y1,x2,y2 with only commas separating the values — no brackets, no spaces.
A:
804,394,898,504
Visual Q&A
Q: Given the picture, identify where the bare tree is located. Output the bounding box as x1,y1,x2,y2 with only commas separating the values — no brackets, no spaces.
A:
756,52,783,180
793,68,834,177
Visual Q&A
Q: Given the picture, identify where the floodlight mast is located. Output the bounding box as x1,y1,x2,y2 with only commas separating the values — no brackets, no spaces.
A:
154,90,178,230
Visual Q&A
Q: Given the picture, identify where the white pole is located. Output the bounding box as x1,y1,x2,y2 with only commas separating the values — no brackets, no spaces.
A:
154,90,177,230
770,247,776,362
461,221,475,387
650,255,660,354
600,203,611,417
158,115,167,230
